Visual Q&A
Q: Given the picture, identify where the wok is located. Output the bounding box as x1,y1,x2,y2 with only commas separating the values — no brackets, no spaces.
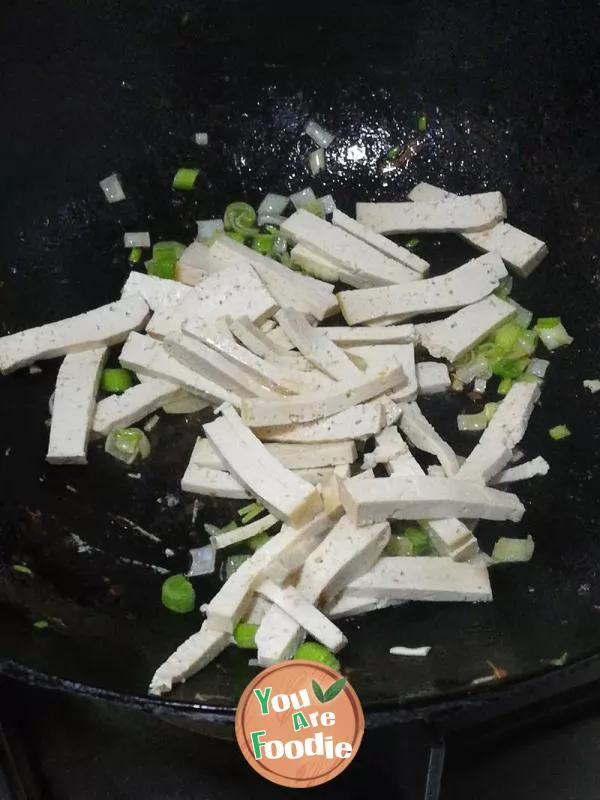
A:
1,0,599,724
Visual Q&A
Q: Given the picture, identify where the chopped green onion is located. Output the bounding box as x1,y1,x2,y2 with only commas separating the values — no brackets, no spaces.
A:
491,357,529,380
172,168,200,191
146,259,175,279
146,241,185,280
224,202,257,236
12,564,33,576
293,641,340,671
33,620,49,629
494,276,514,300
233,622,258,649
493,321,524,353
405,527,432,556
405,237,420,250
238,502,265,524
457,402,497,433
105,427,151,465
161,574,196,613
454,353,491,384
304,200,325,217
549,424,571,440
204,521,238,537
304,120,335,149
226,231,246,243
534,317,573,351
417,114,427,133
548,652,569,667
251,234,275,255
308,148,326,176
101,368,133,394
497,377,513,395
384,534,414,557
517,373,540,384
492,535,535,563
386,144,400,161
528,358,549,379
128,247,142,264
506,298,533,328
222,554,250,581
247,531,270,551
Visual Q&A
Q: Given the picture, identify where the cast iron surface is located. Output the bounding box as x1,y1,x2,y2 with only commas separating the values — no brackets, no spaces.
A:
0,0,599,716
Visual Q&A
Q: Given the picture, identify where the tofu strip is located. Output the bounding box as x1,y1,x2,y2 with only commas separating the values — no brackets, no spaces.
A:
399,402,460,476
256,579,347,653
343,557,492,602
255,516,390,665
344,344,417,403
341,475,525,526
211,515,279,550
47,347,107,464
408,183,548,277
416,295,516,362
492,456,550,484
119,332,241,407
355,192,506,235
280,210,420,288
163,331,275,399
241,362,406,427
319,325,416,346
189,437,357,471
331,209,429,275
121,272,191,310
149,621,230,696
0,294,149,374
254,401,385,444
181,465,251,499
325,592,406,620
227,317,313,372
416,362,451,395
204,405,323,526
92,378,182,436
275,308,361,381
338,253,507,324
205,513,332,633
457,382,540,483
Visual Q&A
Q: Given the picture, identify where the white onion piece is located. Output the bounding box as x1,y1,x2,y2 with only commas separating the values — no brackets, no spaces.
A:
389,646,431,657
290,187,318,210
187,544,216,577
99,173,126,203
124,232,151,249
308,148,326,176
507,299,533,328
257,214,286,228
473,377,488,394
492,535,535,563
527,358,550,378
318,194,336,216
162,394,207,414
196,219,224,242
194,132,209,146
304,119,335,148
257,193,289,217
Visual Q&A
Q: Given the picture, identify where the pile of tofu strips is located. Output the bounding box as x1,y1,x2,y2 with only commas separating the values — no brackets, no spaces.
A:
0,182,549,695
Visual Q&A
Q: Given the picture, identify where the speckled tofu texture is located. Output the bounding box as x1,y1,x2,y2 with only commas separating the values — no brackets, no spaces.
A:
253,400,386,443
92,379,180,436
281,209,420,288
0,294,149,374
408,182,548,277
338,252,507,324
121,271,191,310
355,192,507,235
47,347,108,464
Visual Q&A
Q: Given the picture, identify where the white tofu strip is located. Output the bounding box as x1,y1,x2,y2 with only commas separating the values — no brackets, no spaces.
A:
416,295,516,362
147,262,277,339
280,210,420,288
190,437,357,471
92,379,182,436
227,317,310,370
290,244,340,282
331,209,429,275
325,592,406,620
321,470,374,520
385,444,479,561
211,515,279,550
205,405,323,526
320,325,416,346
205,512,332,633
121,272,191,310
177,241,224,274
492,456,550,484
355,193,506,235
163,331,275,399
408,183,548,277
295,467,335,485
174,263,208,287
209,238,337,321
47,347,107,464
344,344,417,403
275,308,361,381
362,426,409,471
149,621,231,696
341,475,525,526
256,579,347,653
241,362,406,427
416,362,451,395
399,402,460,476
254,401,386,443
181,465,251,499
0,294,150,375
244,596,272,625
119,332,241,407
255,516,390,664
265,326,295,351
457,382,541,484
343,557,492,603
338,253,507,325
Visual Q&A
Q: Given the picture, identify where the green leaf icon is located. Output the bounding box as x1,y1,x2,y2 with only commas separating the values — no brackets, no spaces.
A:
323,678,346,702
312,679,325,703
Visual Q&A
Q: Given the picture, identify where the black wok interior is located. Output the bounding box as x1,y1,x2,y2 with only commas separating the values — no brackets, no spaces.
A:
1,0,599,717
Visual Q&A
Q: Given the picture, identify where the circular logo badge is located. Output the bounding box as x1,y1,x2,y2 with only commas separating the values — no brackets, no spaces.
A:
235,660,364,788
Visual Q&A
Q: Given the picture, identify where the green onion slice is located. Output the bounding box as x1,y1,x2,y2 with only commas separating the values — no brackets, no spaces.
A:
172,168,200,191
101,368,133,394
105,427,151,465
161,574,196,613
233,622,258,649
549,424,571,440
293,641,340,671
